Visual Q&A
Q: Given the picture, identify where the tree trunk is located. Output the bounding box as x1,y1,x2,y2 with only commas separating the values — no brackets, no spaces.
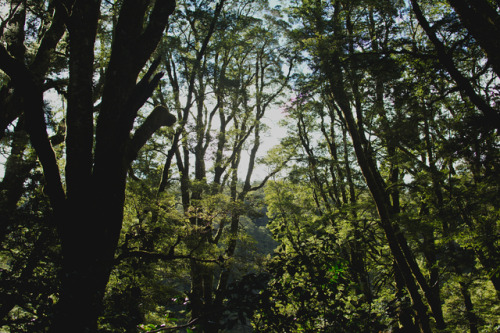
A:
394,262,419,333
459,281,479,333
322,35,432,331
0,118,32,242
1,0,176,331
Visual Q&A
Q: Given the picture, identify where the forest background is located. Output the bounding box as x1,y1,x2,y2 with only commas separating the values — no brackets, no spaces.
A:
0,0,499,332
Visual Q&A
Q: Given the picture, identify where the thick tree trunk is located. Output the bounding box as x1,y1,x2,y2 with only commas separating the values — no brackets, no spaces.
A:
1,0,176,331
50,1,106,329
51,0,176,330
51,248,110,332
52,177,127,331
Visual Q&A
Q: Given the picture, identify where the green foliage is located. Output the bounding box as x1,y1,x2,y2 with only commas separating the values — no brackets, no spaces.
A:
252,180,387,332
1,0,499,332
0,180,60,331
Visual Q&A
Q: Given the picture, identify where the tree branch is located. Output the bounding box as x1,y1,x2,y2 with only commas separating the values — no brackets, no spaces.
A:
0,44,66,212
126,57,164,118
138,0,177,63
446,0,500,78
126,105,176,164
65,0,100,199
145,318,199,333
30,0,71,76
0,1,23,37
410,0,500,129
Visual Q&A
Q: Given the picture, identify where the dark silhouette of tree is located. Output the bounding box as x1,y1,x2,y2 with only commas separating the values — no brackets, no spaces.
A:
1,0,176,331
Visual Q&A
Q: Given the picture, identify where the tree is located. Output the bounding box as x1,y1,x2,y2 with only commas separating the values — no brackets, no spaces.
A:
273,0,500,331
291,1,440,331
1,0,176,331
1,1,499,331
153,1,292,330
410,0,500,128
254,177,387,332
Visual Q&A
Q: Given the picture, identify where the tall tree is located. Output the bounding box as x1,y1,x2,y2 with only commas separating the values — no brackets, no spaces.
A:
293,1,435,331
1,0,177,331
155,1,292,330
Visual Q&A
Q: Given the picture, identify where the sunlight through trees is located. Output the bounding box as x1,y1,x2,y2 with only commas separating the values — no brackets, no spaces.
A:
1,0,499,332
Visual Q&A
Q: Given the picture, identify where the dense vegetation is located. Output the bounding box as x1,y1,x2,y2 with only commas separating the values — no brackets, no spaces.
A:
0,0,499,332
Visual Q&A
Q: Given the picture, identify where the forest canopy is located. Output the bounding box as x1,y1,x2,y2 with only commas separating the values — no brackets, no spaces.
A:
0,0,499,332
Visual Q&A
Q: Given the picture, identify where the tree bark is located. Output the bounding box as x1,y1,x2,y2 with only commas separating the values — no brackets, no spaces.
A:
393,262,419,332
47,1,177,331
0,117,32,243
